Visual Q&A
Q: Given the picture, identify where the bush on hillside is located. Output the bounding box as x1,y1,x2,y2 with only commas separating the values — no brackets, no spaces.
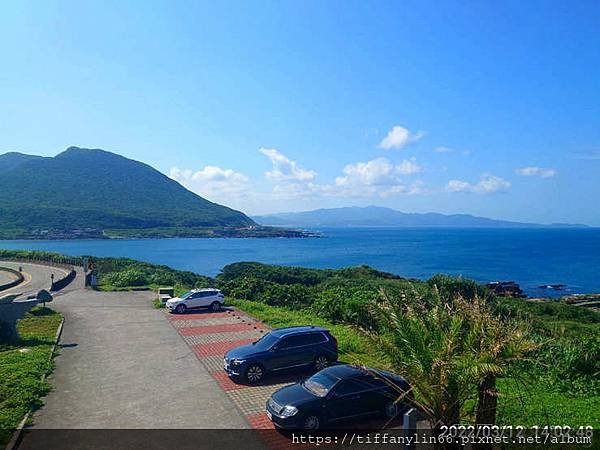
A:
496,297,600,324
427,274,488,302
529,335,600,396
218,262,327,286
95,257,212,288
311,287,377,328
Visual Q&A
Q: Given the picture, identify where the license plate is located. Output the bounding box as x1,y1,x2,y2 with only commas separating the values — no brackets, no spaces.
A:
266,411,272,421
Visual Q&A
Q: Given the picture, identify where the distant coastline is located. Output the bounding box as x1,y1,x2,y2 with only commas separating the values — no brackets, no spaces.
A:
252,206,590,229
0,226,320,240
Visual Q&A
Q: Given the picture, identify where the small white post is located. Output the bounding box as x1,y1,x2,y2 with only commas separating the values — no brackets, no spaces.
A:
403,407,417,450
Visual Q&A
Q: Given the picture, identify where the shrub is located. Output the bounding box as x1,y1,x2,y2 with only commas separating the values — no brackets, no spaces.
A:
218,262,326,286
311,287,377,328
260,283,314,308
102,269,148,287
427,274,488,302
531,335,600,395
95,256,212,288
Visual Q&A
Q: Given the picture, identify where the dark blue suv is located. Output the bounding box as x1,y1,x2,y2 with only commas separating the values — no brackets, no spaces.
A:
224,326,338,383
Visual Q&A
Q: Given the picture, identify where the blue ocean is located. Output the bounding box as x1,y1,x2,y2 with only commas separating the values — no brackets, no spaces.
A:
1,228,599,297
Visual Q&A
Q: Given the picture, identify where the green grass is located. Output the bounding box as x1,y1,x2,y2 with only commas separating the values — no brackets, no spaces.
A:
98,283,154,292
229,298,387,369
0,307,62,446
232,298,600,428
497,378,600,427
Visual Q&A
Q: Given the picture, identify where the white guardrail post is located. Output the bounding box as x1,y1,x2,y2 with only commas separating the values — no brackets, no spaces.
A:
403,407,417,450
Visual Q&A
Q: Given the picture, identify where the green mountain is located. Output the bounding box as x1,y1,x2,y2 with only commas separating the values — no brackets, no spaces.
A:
0,147,257,238
0,152,46,173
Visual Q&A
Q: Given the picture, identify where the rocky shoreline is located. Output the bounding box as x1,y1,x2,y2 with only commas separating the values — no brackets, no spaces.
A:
0,226,321,240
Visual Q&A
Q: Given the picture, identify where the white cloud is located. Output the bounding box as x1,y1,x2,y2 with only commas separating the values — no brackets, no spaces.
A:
328,157,424,198
447,179,472,192
259,148,316,181
379,180,426,197
335,157,421,187
396,157,422,175
169,165,250,203
261,154,425,200
515,166,557,178
447,174,511,194
336,158,397,187
378,125,425,150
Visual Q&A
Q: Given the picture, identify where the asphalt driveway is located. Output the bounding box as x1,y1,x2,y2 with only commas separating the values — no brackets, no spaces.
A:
28,288,249,429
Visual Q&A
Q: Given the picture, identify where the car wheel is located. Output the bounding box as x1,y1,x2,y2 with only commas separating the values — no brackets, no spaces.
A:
245,364,264,383
175,304,187,314
383,401,398,419
303,415,320,430
314,355,329,371
211,301,222,312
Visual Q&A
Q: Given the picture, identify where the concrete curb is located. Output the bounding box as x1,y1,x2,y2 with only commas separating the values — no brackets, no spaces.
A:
0,268,25,292
4,316,65,450
50,269,76,292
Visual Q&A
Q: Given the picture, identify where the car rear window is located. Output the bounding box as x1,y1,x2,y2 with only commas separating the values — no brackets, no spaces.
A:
306,333,328,344
302,371,338,397
252,332,279,350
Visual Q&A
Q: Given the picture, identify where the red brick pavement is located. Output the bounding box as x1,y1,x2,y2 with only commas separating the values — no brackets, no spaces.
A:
210,370,248,391
247,413,314,450
179,322,265,336
192,338,255,357
165,308,319,449
167,311,232,321
247,411,276,430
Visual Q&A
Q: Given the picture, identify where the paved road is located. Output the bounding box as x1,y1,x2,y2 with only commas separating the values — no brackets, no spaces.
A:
0,262,68,298
0,269,18,285
28,287,249,430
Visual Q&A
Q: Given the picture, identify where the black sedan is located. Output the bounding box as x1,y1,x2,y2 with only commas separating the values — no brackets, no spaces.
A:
266,364,411,430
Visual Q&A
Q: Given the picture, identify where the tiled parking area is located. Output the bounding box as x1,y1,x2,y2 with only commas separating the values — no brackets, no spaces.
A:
164,307,413,449
165,307,309,449
165,308,288,431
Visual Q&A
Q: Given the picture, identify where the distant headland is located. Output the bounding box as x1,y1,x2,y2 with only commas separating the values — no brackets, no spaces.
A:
0,147,314,240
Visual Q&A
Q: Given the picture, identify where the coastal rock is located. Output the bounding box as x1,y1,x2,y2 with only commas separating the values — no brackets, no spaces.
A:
486,281,526,298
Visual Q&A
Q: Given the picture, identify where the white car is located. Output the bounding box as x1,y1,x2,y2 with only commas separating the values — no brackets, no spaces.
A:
166,288,224,314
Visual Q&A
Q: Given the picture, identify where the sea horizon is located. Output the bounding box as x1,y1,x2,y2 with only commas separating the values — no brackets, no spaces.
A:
2,227,599,298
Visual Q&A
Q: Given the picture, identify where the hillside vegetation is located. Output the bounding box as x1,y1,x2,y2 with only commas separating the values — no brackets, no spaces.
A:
0,147,254,237
1,250,597,426
87,256,599,425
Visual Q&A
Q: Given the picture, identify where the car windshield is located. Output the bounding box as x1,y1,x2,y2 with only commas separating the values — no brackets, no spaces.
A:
180,290,195,299
251,332,279,350
302,372,338,397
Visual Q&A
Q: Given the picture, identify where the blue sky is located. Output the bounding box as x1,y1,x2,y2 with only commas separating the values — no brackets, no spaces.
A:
1,1,599,224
